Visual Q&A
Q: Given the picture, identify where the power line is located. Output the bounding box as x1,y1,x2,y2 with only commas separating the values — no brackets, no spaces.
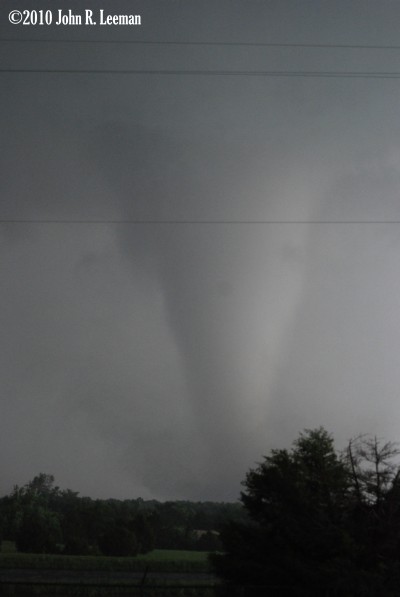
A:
3,68,400,78
3,38,400,50
1,220,400,225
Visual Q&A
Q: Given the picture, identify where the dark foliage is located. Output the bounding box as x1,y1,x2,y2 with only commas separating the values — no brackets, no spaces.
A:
15,504,62,554
98,524,139,557
212,428,400,596
0,474,241,555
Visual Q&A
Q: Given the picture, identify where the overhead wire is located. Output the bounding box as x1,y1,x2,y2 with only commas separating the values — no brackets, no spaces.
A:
1,220,400,225
3,38,400,50
2,68,400,78
2,38,400,77
2,37,399,224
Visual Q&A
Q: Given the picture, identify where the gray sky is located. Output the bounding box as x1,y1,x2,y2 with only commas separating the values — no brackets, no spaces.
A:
2,0,400,501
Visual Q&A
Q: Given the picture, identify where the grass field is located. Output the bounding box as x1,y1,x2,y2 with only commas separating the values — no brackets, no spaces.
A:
0,542,212,573
136,550,210,563
0,543,218,595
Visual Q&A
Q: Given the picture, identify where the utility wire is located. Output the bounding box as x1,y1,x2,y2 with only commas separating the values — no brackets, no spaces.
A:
3,38,400,50
3,68,400,78
1,220,400,225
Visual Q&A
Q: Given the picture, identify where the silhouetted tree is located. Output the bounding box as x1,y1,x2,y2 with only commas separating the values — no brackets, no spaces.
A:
213,428,400,596
98,524,138,557
346,435,400,572
15,504,62,553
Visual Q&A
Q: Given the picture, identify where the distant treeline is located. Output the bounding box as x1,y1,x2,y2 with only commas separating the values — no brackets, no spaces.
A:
0,474,244,556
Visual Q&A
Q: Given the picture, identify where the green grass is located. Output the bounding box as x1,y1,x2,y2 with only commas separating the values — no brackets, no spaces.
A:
1,541,17,553
0,545,212,573
1,585,216,597
0,543,217,596
136,550,210,563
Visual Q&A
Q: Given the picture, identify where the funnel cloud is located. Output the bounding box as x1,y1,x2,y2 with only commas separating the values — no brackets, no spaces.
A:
2,0,400,500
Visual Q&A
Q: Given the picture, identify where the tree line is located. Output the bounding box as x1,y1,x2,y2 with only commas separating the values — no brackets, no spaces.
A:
0,474,242,556
3,427,400,596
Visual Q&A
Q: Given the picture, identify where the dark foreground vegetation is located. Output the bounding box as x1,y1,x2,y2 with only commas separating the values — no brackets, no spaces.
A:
2,427,400,596
0,474,236,595
214,428,400,596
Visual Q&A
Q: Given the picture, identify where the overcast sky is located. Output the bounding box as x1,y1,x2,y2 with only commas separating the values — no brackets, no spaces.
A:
2,0,400,501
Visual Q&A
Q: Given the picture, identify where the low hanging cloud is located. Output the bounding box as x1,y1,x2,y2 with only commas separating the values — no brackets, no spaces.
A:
3,0,400,500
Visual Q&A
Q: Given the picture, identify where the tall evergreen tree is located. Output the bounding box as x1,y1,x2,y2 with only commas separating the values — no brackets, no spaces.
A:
213,428,400,596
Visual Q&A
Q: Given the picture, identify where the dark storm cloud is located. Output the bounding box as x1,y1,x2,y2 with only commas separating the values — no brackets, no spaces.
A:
2,0,400,500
